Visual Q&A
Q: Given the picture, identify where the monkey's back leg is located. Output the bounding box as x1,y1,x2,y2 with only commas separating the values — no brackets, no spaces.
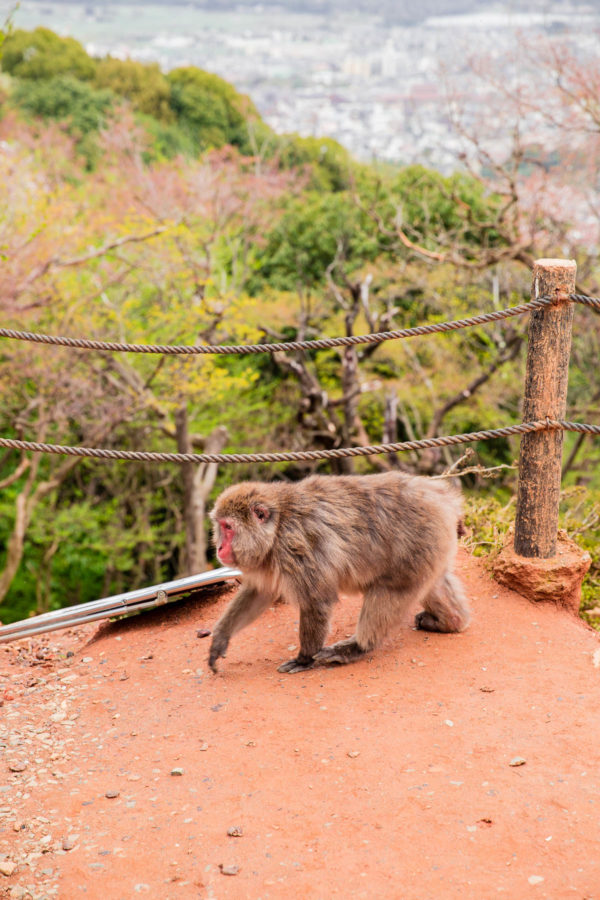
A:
415,572,471,634
315,581,420,666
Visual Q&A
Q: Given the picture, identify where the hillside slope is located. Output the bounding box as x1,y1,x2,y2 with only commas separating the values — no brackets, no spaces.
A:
1,548,599,899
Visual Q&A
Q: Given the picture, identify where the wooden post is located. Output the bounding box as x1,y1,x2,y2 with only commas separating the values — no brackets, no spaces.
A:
514,258,576,557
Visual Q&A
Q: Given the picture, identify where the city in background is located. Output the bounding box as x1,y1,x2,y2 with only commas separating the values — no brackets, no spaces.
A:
9,1,600,172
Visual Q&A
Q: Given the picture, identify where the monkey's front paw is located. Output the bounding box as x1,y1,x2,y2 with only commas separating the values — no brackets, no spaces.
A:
277,656,315,674
208,632,230,673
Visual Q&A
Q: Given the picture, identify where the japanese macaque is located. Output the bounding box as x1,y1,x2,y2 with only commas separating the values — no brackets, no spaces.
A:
208,472,470,674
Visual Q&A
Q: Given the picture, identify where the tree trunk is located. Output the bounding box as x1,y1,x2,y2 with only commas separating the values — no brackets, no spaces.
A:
0,472,37,605
339,346,360,474
0,452,81,606
175,406,228,575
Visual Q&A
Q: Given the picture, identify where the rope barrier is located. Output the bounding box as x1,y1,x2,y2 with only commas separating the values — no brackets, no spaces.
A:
0,420,598,465
0,294,597,357
0,297,558,356
0,293,597,465
569,293,600,312
0,292,597,357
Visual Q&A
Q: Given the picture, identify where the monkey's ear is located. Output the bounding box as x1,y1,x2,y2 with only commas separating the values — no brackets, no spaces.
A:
252,503,271,524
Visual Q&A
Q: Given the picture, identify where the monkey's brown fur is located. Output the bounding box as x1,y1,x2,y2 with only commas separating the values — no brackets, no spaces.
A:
209,472,470,674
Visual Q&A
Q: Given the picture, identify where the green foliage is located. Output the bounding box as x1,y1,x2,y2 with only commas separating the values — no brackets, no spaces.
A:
0,477,180,625
94,56,173,122
389,165,505,252
0,4,17,60
1,26,96,81
273,133,355,191
12,75,115,167
13,75,113,133
136,113,197,162
463,491,515,559
559,486,600,626
253,191,381,292
2,28,275,164
167,66,258,154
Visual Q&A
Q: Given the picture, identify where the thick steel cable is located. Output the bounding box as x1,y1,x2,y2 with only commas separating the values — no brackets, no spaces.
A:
0,420,597,465
0,297,556,355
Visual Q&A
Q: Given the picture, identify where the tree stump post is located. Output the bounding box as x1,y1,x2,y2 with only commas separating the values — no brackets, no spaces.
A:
513,258,576,558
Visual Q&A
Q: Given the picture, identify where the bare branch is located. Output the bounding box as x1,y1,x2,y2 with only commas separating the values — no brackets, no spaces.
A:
24,226,171,288
433,462,518,480
426,334,523,439
0,457,30,491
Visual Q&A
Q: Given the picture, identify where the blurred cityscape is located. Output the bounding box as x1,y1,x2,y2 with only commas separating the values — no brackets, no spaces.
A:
10,2,600,172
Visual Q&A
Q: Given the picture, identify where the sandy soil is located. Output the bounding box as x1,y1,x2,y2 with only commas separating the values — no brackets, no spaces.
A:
1,548,599,900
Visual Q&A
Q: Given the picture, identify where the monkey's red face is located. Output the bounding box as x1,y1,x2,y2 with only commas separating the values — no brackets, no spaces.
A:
216,518,236,567
211,485,277,571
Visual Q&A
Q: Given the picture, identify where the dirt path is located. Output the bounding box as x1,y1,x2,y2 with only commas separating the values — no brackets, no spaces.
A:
1,548,599,900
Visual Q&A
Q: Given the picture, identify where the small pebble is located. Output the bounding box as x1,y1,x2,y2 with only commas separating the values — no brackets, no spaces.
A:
227,826,243,837
0,861,16,876
219,864,240,876
105,790,120,799
196,629,211,639
347,751,360,758
171,768,184,777
509,757,526,767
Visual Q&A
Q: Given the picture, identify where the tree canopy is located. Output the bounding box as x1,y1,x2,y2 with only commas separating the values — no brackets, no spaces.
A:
2,27,96,81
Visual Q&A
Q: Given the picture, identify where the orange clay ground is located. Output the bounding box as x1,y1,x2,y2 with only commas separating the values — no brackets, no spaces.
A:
1,547,599,900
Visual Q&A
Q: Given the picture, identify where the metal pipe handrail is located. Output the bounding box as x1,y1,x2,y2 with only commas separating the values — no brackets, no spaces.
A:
0,567,241,634
0,566,241,644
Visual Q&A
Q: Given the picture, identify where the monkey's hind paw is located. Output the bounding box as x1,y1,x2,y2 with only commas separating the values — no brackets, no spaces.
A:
314,640,366,666
277,656,315,674
415,610,462,633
